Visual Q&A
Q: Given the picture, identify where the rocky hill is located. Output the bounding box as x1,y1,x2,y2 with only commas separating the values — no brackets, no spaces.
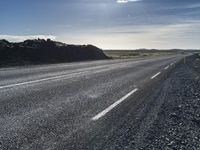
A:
0,39,109,67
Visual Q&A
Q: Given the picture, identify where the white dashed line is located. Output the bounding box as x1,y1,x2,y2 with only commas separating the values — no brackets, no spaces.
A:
170,63,174,66
164,65,169,70
0,71,88,90
0,68,16,71
151,72,161,79
92,88,138,121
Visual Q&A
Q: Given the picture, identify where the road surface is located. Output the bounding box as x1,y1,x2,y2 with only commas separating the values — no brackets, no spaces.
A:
0,56,183,150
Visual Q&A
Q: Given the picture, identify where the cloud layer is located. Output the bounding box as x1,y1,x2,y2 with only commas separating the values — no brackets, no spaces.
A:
1,0,200,49
116,0,141,3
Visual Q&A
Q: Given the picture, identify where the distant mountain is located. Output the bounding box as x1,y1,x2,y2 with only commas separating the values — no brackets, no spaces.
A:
0,39,109,67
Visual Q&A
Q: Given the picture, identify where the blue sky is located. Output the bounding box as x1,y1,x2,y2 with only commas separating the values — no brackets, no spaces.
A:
0,0,200,49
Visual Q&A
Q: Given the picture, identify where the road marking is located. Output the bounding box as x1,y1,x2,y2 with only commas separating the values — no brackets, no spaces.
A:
151,72,161,79
92,88,138,121
0,71,88,90
0,68,16,71
170,63,174,66
164,65,169,70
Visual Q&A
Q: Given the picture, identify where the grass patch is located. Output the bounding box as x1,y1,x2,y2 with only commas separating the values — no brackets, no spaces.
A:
103,50,179,59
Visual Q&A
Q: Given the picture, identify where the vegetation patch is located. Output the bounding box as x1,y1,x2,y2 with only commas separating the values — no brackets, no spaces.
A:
104,49,181,59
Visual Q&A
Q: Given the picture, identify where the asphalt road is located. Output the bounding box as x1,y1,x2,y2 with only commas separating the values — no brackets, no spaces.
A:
0,55,184,150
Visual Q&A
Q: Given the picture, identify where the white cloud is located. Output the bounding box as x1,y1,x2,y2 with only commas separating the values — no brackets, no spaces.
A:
0,35,56,42
116,0,141,3
58,21,200,49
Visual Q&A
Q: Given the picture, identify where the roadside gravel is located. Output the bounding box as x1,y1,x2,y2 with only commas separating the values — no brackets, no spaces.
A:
140,54,200,149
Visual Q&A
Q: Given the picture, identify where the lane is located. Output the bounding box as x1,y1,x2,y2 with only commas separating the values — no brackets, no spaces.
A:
0,56,177,87
0,71,90,89
0,55,182,149
0,59,137,81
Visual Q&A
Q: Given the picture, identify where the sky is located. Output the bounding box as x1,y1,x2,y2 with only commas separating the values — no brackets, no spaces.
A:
0,0,200,49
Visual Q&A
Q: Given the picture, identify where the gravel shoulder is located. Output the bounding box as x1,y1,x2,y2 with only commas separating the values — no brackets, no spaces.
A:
139,54,200,149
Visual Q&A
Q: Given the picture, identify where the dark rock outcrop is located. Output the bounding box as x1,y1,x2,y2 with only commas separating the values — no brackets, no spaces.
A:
0,39,109,67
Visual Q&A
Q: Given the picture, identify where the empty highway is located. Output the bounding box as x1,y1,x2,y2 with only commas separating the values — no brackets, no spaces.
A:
0,56,183,149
